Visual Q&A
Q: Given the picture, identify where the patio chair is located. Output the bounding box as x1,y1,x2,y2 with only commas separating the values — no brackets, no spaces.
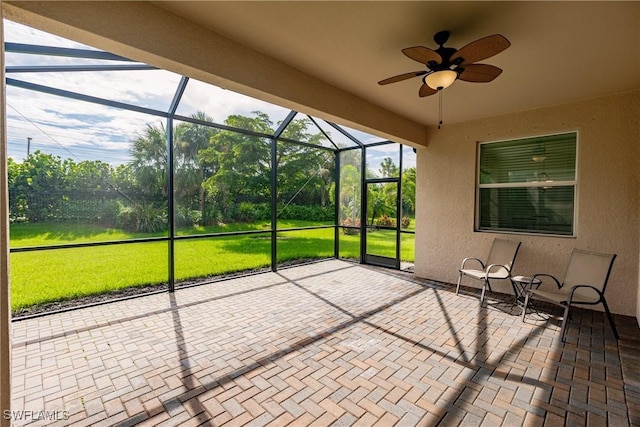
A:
521,249,618,342
456,238,521,307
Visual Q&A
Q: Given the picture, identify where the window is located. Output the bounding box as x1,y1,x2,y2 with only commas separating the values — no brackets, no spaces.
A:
477,132,577,236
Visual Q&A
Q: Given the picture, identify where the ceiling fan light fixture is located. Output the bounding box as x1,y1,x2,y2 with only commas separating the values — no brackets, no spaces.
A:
425,70,457,90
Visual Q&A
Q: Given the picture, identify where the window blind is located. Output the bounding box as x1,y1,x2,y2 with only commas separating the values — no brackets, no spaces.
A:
479,133,576,185
477,132,577,236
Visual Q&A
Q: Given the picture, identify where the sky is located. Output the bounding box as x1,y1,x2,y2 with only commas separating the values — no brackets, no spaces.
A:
4,20,415,171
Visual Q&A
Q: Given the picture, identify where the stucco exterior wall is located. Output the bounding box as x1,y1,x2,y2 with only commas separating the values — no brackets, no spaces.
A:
415,91,640,319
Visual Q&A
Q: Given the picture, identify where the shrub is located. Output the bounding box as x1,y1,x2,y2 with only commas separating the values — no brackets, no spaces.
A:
175,207,202,228
237,202,258,222
98,200,120,226
341,217,361,235
401,215,411,229
202,204,222,226
374,214,395,228
221,202,269,223
251,203,271,221
116,202,167,233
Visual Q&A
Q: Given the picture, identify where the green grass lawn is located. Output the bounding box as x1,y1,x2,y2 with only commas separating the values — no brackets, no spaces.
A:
9,220,414,311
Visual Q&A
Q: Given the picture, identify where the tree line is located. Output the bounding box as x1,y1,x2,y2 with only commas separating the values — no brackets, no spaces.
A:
8,111,415,232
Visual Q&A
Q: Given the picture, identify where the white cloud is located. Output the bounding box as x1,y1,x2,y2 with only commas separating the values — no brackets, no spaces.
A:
175,79,291,127
6,84,166,164
4,19,407,168
3,19,298,165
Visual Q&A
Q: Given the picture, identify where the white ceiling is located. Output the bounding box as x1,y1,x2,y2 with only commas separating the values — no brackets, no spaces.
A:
154,1,640,128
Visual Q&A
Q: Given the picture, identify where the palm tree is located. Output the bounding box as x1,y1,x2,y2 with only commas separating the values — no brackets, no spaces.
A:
174,112,217,215
339,163,361,226
130,122,168,201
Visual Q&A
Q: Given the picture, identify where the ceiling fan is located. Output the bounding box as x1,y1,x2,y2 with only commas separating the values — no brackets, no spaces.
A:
378,30,511,97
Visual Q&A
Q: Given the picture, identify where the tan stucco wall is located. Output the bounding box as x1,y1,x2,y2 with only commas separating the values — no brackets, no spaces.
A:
415,91,640,319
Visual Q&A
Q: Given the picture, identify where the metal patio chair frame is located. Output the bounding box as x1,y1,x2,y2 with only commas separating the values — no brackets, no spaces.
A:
456,238,522,307
521,248,618,342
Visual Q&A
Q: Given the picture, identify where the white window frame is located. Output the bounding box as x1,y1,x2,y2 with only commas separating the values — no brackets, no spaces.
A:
475,131,579,237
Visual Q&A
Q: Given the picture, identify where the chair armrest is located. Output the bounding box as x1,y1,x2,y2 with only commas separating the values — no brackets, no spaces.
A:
567,284,603,303
531,273,562,289
460,257,484,270
485,263,511,278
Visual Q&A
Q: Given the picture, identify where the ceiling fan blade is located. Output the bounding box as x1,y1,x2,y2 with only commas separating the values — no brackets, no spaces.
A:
419,83,438,97
402,46,442,66
450,34,510,65
457,64,503,82
378,71,427,85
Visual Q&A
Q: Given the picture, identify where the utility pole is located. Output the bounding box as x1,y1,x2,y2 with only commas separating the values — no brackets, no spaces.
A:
27,137,31,156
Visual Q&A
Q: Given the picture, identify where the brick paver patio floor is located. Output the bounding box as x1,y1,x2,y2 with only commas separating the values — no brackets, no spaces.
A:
10,260,640,426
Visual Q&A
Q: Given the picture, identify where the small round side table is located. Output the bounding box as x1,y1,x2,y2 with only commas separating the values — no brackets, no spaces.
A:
511,275,542,311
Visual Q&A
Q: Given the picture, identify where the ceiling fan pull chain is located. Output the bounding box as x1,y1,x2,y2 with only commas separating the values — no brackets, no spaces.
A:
438,90,443,129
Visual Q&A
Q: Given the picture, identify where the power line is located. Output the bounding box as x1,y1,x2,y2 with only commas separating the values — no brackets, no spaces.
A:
7,102,134,202
8,102,85,163
5,109,134,161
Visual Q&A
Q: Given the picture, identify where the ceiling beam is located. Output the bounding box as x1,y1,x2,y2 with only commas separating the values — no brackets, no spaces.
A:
3,1,428,147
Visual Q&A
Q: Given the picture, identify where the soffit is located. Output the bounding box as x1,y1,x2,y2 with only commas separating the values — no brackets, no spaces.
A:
154,1,640,127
